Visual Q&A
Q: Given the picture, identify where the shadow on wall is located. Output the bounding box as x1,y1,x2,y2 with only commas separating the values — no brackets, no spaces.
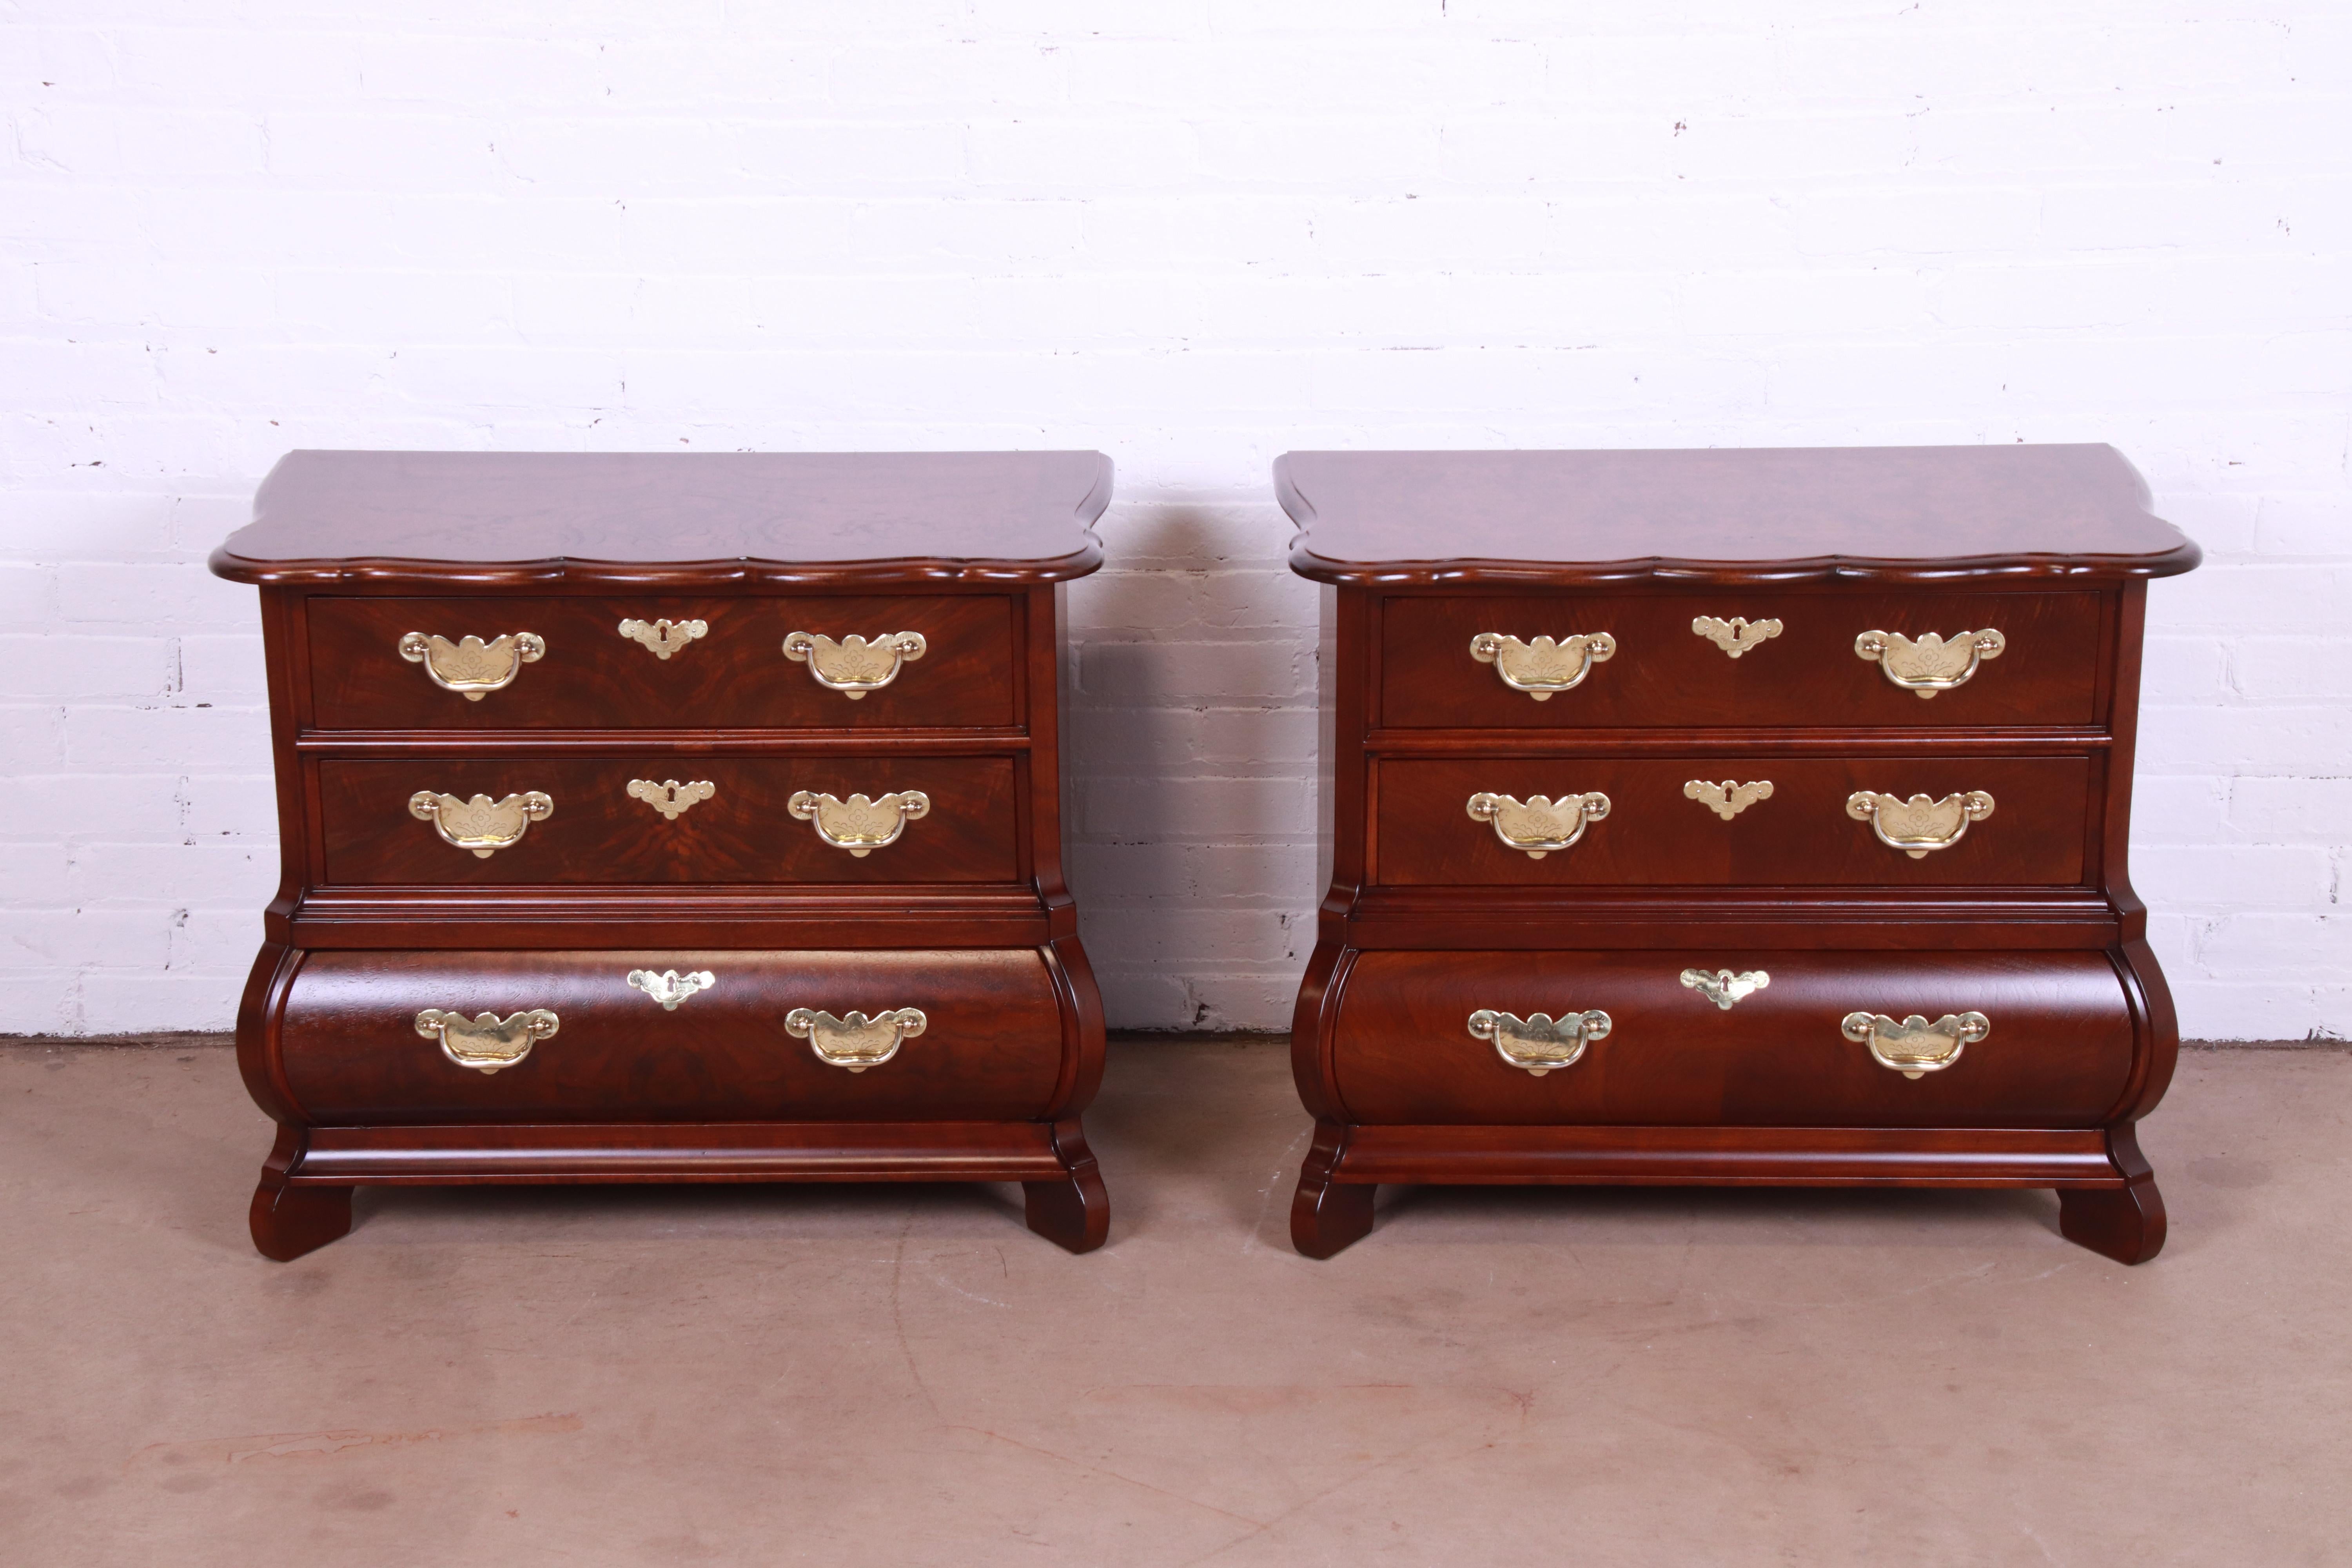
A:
1059,501,1321,1033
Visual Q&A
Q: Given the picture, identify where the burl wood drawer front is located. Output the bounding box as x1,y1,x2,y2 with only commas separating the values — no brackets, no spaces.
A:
1381,591,2104,730
1330,950,2134,1127
1374,755,2090,887
318,755,1018,885
307,595,1017,731
277,949,1066,1124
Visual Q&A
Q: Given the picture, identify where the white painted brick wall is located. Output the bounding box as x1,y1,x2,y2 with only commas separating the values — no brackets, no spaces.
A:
2,2,2347,1038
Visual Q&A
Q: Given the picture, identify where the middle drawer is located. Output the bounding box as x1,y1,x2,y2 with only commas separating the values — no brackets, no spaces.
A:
1373,755,2092,887
318,755,1019,884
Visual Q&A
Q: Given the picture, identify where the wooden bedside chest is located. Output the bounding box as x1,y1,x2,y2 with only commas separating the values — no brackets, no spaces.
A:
211,450,1113,1260
1279,446,2198,1263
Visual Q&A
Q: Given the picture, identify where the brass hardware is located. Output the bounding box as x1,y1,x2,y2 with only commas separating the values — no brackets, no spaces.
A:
785,1007,926,1072
1684,779,1773,820
1465,791,1610,859
1681,969,1769,1010
396,631,544,701
1854,628,2005,698
627,969,715,1010
1842,1010,1991,1078
1468,632,1615,700
787,789,929,857
1467,1008,1612,1076
1691,615,1782,658
782,631,927,699
618,617,708,660
415,1008,559,1074
407,790,553,857
626,778,715,821
1846,790,1995,859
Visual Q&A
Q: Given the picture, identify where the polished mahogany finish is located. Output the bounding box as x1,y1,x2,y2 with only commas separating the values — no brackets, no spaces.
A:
1283,444,2196,1263
1372,755,2094,887
1379,590,2106,729
1281,444,2199,585
272,949,1070,1124
215,450,1113,1258
307,593,1018,731
315,754,1020,886
1325,950,2135,1127
217,450,1112,586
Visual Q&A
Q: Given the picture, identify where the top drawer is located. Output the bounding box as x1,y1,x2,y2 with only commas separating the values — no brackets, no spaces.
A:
306,595,1018,731
1380,590,2106,730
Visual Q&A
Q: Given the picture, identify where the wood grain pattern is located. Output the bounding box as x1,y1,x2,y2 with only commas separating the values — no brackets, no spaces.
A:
1332,1125,2122,1185
1282,445,2189,1263
1290,1120,1375,1259
2056,1125,2166,1264
1372,754,2093,887
213,450,1114,587
1024,1118,1111,1254
315,754,1020,886
213,454,1110,1258
292,1120,1070,1182
1380,589,2105,729
307,593,1017,731
1328,949,2134,1127
249,1124,352,1262
276,948,1067,1124
1282,445,2199,586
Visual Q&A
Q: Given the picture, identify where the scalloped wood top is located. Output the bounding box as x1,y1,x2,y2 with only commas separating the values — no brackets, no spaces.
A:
1280,444,2199,587
211,450,1114,588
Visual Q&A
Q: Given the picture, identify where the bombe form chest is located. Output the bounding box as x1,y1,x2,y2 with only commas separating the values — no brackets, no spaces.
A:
211,450,1116,1258
1279,445,2198,1263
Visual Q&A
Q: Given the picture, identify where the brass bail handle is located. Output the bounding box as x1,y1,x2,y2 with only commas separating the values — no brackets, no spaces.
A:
782,631,927,699
1468,631,1615,700
1467,1008,1612,1076
1854,628,2006,698
788,789,929,857
785,1007,927,1072
1843,1011,1991,1078
1846,790,1994,859
1465,791,1610,859
397,631,544,700
408,790,553,857
416,1008,559,1074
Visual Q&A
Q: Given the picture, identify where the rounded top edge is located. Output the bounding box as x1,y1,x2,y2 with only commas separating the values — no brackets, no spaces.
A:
1286,540,2202,589
209,541,1107,590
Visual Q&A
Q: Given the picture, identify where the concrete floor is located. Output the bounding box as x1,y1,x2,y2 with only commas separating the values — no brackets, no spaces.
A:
2,1040,2347,1566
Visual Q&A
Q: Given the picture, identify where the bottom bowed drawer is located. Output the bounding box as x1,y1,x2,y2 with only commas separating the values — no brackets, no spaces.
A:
273,949,1069,1124
1326,949,2138,1128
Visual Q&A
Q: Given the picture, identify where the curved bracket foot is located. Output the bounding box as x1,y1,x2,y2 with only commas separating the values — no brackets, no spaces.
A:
1024,1120,1109,1254
2059,1126,2165,1263
250,1180,352,1262
249,1126,353,1261
2060,1177,2166,1264
1291,1122,1375,1258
